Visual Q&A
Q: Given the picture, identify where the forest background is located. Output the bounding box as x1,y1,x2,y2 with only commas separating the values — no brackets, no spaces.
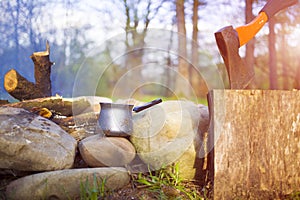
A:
1,0,300,102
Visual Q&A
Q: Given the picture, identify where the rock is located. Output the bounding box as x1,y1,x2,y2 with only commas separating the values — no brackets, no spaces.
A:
197,104,210,135
115,98,144,106
130,100,209,180
0,107,77,171
79,135,136,167
6,167,130,200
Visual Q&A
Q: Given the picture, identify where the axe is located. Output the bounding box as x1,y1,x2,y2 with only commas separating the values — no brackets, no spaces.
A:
215,0,298,89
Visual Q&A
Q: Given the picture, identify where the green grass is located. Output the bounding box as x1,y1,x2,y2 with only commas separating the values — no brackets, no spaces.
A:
79,174,110,200
135,163,204,200
286,191,300,200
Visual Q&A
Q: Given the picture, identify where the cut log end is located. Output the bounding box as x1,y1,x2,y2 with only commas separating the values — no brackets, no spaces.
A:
31,51,49,57
4,69,45,101
31,40,50,57
4,69,18,92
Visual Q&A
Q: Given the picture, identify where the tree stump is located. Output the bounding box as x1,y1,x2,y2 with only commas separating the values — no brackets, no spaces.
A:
3,41,53,101
31,41,53,96
207,90,300,199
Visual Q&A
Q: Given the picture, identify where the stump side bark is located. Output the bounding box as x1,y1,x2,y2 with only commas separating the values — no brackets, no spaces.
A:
208,90,300,199
4,69,44,100
30,41,53,96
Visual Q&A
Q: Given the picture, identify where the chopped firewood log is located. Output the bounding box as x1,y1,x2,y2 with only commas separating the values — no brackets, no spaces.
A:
0,100,9,105
52,112,99,127
2,96,91,117
30,107,53,119
4,69,45,100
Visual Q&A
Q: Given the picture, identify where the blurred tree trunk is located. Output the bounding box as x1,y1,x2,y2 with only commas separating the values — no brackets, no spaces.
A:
293,57,300,89
175,0,190,96
164,30,175,97
280,34,289,90
268,17,278,89
190,0,208,97
122,0,164,96
122,0,147,96
245,0,256,88
190,0,200,96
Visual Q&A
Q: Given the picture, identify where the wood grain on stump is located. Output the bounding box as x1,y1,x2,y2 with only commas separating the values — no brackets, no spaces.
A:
208,90,300,199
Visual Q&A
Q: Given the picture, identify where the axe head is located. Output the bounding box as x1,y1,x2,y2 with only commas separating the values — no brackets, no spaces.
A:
215,26,254,89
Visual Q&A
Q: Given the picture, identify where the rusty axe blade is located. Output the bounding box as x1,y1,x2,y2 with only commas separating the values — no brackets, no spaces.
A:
215,0,298,89
215,26,253,89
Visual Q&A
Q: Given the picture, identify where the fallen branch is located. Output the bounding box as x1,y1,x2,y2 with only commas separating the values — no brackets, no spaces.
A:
4,69,45,100
2,96,91,117
3,41,53,101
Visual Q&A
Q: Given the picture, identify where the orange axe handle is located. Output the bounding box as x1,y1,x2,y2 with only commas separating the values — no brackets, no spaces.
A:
236,0,298,47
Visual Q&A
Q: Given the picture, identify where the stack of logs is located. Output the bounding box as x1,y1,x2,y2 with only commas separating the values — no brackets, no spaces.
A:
4,41,53,101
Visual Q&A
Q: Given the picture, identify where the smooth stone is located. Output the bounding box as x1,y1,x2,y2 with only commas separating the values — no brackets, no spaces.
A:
6,167,130,200
130,100,209,179
0,107,77,171
79,135,136,167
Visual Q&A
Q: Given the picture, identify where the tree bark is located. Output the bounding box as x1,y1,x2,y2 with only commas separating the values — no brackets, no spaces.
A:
4,41,53,101
268,17,278,89
208,89,300,199
31,41,53,96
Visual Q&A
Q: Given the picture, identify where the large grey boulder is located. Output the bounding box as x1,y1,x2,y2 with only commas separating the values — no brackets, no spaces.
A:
0,107,77,171
6,167,130,200
79,135,136,167
130,100,209,179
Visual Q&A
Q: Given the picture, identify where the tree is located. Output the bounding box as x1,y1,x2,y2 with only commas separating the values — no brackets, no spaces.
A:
190,0,200,96
175,0,190,96
264,0,299,89
268,17,278,89
245,0,256,88
0,0,92,99
0,0,49,99
276,5,300,90
123,0,166,95
190,0,207,97
267,4,296,90
122,0,151,95
294,57,300,89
